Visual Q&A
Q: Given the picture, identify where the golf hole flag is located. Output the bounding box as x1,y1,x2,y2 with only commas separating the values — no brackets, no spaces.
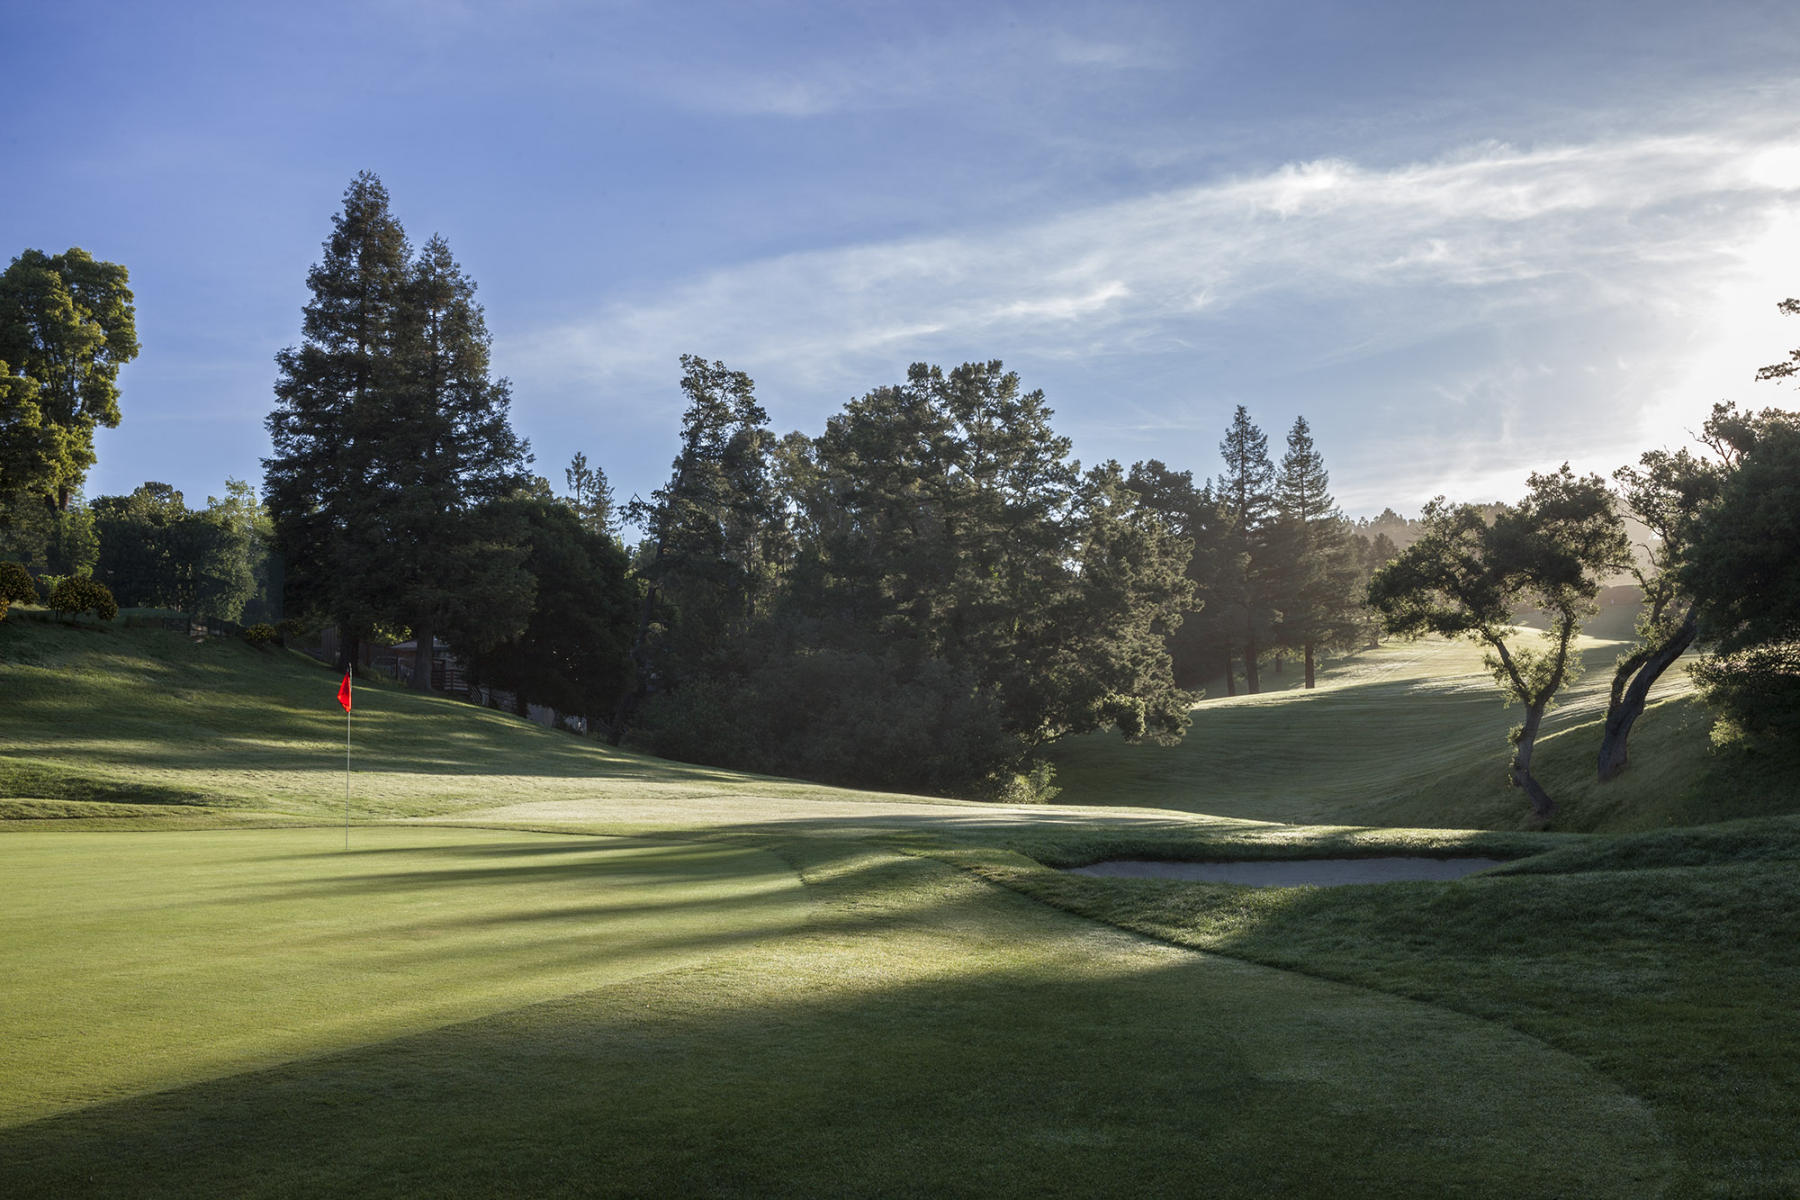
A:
338,670,352,849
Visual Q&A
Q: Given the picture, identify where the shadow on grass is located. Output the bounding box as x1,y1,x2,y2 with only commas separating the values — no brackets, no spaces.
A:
0,875,1666,1200
942,833,1800,1199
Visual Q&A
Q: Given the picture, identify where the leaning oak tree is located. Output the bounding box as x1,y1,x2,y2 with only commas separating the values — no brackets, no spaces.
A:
1599,404,1738,780
1604,401,1800,775
1369,466,1629,824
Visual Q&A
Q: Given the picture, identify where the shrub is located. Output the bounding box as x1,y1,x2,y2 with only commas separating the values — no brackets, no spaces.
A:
0,561,35,620
242,622,279,647
47,577,119,622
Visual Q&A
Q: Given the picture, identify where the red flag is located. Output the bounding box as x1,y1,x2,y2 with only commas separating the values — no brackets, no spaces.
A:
337,671,352,712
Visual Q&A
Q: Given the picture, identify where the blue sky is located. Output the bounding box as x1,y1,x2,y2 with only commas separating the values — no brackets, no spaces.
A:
7,0,1800,519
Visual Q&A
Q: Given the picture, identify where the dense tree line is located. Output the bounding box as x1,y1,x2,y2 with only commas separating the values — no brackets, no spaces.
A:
1121,408,1389,696
620,358,1193,798
6,187,1799,817
89,481,262,622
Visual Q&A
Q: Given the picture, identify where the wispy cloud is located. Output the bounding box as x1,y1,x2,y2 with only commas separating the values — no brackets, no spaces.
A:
498,108,1800,512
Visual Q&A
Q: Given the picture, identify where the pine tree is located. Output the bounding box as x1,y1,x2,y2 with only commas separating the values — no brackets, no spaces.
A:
386,233,533,688
613,355,782,736
265,172,412,668
1218,405,1275,692
563,451,617,539
1271,416,1361,688
265,174,532,682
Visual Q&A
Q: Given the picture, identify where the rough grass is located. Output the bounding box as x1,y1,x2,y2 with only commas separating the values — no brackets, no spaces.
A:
3,617,1798,1196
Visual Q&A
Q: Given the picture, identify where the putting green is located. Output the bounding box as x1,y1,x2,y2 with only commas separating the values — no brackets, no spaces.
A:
0,826,808,1128
2,831,1667,1196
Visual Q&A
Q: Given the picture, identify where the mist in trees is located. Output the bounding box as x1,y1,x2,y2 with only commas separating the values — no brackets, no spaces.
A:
623,359,1191,798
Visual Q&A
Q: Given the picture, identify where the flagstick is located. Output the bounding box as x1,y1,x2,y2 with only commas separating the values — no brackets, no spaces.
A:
344,694,352,851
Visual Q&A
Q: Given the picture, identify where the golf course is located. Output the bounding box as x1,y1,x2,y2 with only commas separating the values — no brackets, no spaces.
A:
2,612,1796,1198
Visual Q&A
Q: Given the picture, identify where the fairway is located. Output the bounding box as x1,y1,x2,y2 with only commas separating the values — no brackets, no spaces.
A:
1,828,1668,1198
3,619,1797,1195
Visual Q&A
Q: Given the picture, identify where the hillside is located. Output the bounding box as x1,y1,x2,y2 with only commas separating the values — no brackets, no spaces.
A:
3,613,1798,1196
1051,628,1797,833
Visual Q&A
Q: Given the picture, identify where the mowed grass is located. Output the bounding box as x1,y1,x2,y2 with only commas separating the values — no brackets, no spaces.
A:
0,826,807,1128
4,616,1799,1195
1,831,1667,1198
1048,629,1779,832
0,615,979,824
936,818,1800,1198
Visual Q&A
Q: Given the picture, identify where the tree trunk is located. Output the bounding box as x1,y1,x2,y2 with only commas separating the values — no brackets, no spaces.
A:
1511,702,1556,826
1273,653,1284,675
411,615,434,692
1245,632,1261,694
1304,640,1316,689
1597,605,1698,782
334,623,356,675
1222,649,1236,697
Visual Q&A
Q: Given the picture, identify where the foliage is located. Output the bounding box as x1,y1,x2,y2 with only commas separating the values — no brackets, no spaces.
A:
46,575,117,622
457,497,636,725
1267,416,1363,685
1594,401,1798,779
91,482,256,621
1216,405,1276,692
241,623,278,647
1682,421,1800,740
1123,459,1235,690
264,174,532,677
1370,466,1629,821
0,559,33,618
788,363,1192,749
205,477,281,623
0,248,138,520
628,359,1192,794
561,451,617,539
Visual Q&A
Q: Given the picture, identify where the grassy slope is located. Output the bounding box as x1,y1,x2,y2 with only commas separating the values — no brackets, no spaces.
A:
1051,628,1791,833
2,616,1797,1196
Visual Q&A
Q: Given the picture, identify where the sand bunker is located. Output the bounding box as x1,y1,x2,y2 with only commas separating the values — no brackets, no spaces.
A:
1067,857,1507,887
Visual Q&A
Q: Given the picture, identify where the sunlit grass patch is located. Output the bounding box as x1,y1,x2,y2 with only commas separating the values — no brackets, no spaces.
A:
1,840,1667,1198
0,826,809,1128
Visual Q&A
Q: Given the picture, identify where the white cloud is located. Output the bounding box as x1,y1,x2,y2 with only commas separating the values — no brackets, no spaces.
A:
503,112,1800,506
